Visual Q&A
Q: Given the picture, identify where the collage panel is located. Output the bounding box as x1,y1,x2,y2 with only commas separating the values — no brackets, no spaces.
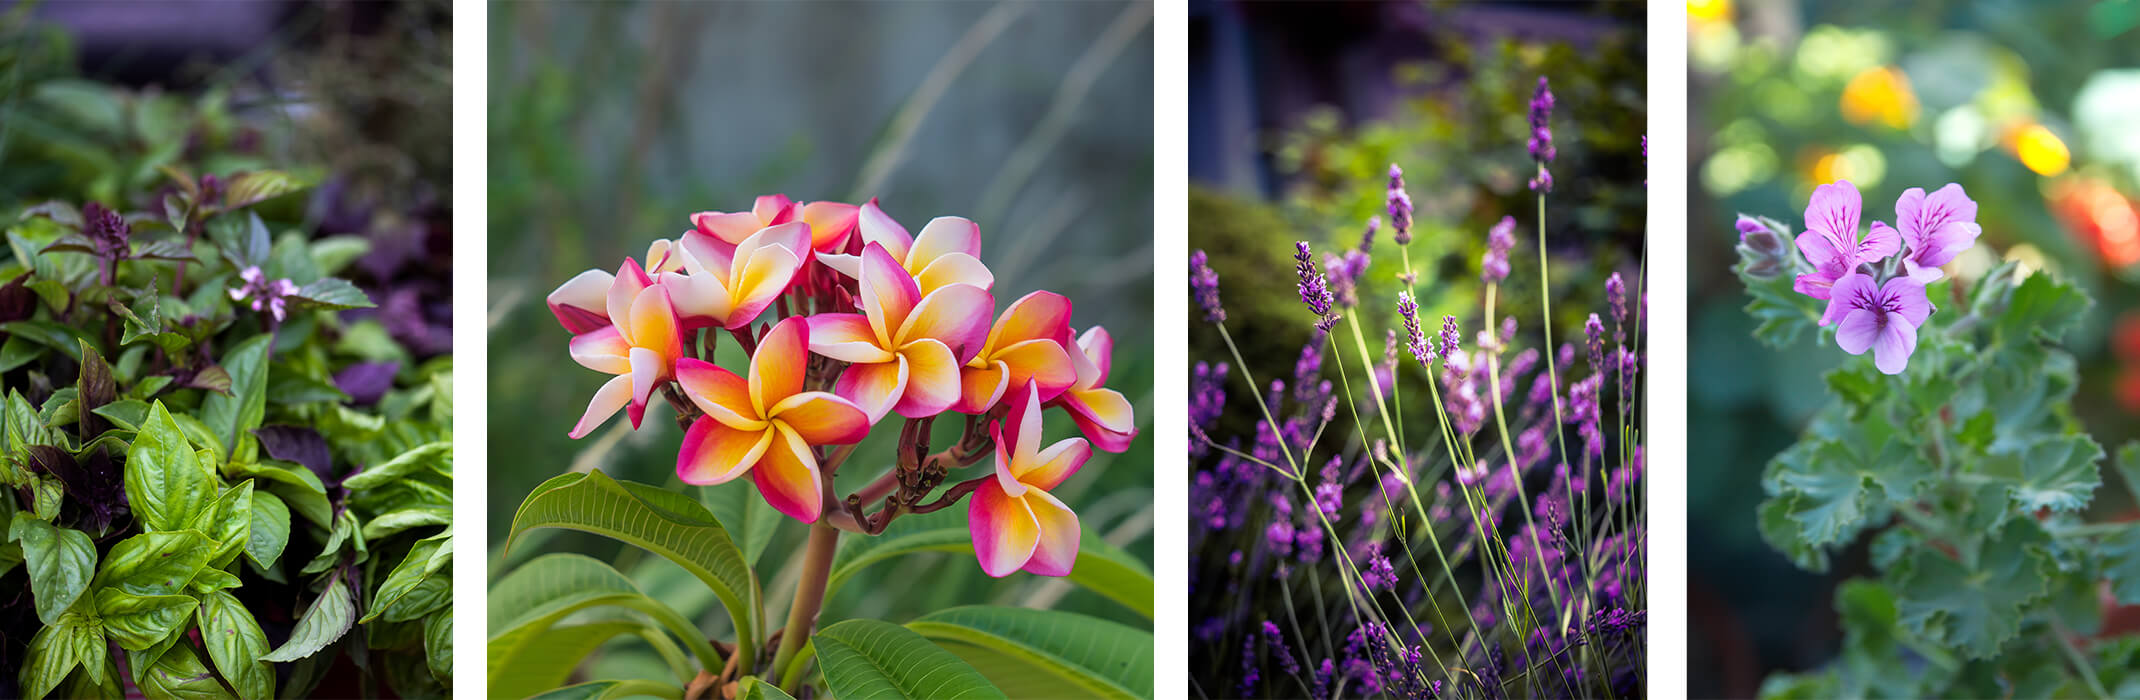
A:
0,2,455,697
1688,1,2140,697
1188,3,1648,699
483,2,1155,699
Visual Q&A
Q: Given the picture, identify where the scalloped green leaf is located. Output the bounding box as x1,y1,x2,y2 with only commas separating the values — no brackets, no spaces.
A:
1737,257,1826,348
908,606,1153,699
1895,519,2054,660
813,619,1006,700
1993,271,2090,346
1983,434,2104,515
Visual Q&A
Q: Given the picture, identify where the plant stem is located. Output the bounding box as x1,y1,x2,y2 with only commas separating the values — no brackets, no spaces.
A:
773,520,839,693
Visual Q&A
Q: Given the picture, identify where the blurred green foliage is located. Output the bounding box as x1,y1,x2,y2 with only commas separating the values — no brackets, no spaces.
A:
485,1,1154,684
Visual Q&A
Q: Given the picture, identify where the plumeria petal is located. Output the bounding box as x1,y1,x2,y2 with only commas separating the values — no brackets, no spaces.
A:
753,194,797,226
1835,309,1881,355
994,339,1078,402
646,239,684,275
987,291,1071,353
675,358,766,430
660,269,738,330
912,252,996,294
860,243,921,347
548,269,615,334
1873,312,1919,375
607,259,654,336
954,361,1011,415
807,314,897,364
750,318,810,412
768,392,872,445
568,326,631,375
733,222,813,279
569,375,632,439
626,284,685,362
692,211,767,245
892,339,962,418
1072,326,1115,387
752,424,823,522
680,231,739,284
1060,387,1137,453
1004,381,1044,465
908,217,983,270
676,418,773,485
836,358,910,423
800,201,860,252
1020,489,1080,577
899,284,994,363
727,245,802,329
1019,437,1091,492
627,347,664,429
969,479,1040,578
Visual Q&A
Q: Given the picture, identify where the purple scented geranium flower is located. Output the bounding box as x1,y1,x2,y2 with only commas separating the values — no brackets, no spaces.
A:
1190,249,1225,322
1893,183,1981,282
1793,180,1900,300
1481,216,1516,284
1824,273,1934,374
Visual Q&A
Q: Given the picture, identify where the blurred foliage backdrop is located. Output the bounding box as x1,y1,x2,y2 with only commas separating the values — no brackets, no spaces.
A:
485,0,1155,683
1686,0,2140,695
1188,0,1646,479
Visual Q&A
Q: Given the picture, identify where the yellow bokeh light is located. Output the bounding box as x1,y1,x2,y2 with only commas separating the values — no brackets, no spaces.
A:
1689,0,1732,26
2006,122,2071,177
1839,66,1918,129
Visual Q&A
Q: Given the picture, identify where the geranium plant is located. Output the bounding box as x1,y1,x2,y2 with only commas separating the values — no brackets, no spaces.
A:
493,196,1152,699
1738,180,2140,697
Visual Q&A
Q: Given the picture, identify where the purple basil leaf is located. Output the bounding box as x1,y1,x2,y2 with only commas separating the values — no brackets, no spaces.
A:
75,343,115,440
333,361,399,406
0,276,34,324
254,425,336,484
26,443,128,532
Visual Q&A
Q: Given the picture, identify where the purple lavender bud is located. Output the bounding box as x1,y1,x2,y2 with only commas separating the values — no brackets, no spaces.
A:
1359,215,1381,254
1439,315,1460,361
1500,316,1518,351
1295,528,1324,562
1397,292,1430,367
1362,544,1396,591
1261,622,1301,675
1387,164,1414,245
1238,635,1261,697
1189,249,1226,322
1585,313,1605,372
1293,242,1336,328
1324,250,1363,309
1607,272,1627,324
1528,76,1556,165
1480,216,1517,284
1264,520,1296,556
1315,482,1343,523
1530,168,1555,193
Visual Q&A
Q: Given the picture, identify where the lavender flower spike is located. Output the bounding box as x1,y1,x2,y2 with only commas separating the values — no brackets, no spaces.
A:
1439,315,1461,361
1387,164,1414,245
1294,241,1337,330
1607,272,1628,325
1398,291,1431,367
1190,249,1226,322
1481,215,1517,284
1528,76,1556,192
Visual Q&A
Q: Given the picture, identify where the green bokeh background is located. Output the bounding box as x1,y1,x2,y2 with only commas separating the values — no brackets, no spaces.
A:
485,0,1155,683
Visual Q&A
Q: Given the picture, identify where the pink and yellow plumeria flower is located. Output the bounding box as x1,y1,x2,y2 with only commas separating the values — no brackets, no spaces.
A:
691,194,859,254
818,200,995,295
566,259,686,438
674,317,871,522
970,382,1091,578
1050,326,1137,453
660,222,812,330
806,243,993,422
954,290,1078,414
544,238,694,333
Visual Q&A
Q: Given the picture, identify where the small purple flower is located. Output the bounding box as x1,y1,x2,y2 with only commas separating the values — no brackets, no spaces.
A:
1528,77,1556,192
1397,292,1431,367
230,265,301,322
1294,242,1336,330
1315,480,1343,521
1388,164,1414,245
1264,520,1296,556
1823,273,1934,374
1894,183,1981,282
1324,250,1368,309
1261,621,1301,675
1585,313,1605,372
1439,315,1461,361
1607,272,1627,324
1190,249,1226,322
80,201,131,259
1362,544,1396,591
1481,216,1517,284
1359,215,1381,254
1794,180,1900,300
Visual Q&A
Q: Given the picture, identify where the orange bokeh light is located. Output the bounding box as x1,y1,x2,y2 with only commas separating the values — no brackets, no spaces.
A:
1839,66,1918,130
2048,177,2140,269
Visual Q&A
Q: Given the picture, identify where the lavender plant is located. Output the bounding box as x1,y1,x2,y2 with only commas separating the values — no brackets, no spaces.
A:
1190,77,1646,699
1737,181,2140,698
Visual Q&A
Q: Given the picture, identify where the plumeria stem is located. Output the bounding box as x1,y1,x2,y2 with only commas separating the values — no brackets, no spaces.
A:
772,520,839,693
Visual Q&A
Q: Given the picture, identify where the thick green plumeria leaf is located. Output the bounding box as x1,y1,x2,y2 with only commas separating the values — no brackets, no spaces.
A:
531,680,688,700
425,609,453,684
824,512,1155,618
814,618,1007,700
507,470,761,664
137,645,236,700
247,490,291,569
8,513,97,625
201,334,272,459
18,607,106,700
908,606,1154,700
1737,258,1826,348
93,588,194,650
342,441,450,490
1983,434,2104,515
1895,519,2055,659
198,591,275,699
735,677,796,700
261,573,358,662
125,402,217,532
93,530,213,597
700,481,783,567
486,622,645,700
487,553,726,676
1993,271,2090,346
367,528,453,623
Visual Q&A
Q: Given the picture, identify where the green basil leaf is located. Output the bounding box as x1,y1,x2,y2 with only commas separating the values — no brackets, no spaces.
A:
424,608,453,684
247,490,291,570
341,441,450,490
288,277,375,311
18,606,105,700
201,334,272,460
366,527,452,623
137,645,236,700
189,480,253,568
261,573,357,662
124,402,216,532
7,513,98,625
223,461,330,528
92,588,194,650
92,530,214,597
198,591,275,699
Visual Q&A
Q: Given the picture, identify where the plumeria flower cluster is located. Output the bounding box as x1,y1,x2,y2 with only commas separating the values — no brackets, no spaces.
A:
1757,179,1980,374
546,194,1136,577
